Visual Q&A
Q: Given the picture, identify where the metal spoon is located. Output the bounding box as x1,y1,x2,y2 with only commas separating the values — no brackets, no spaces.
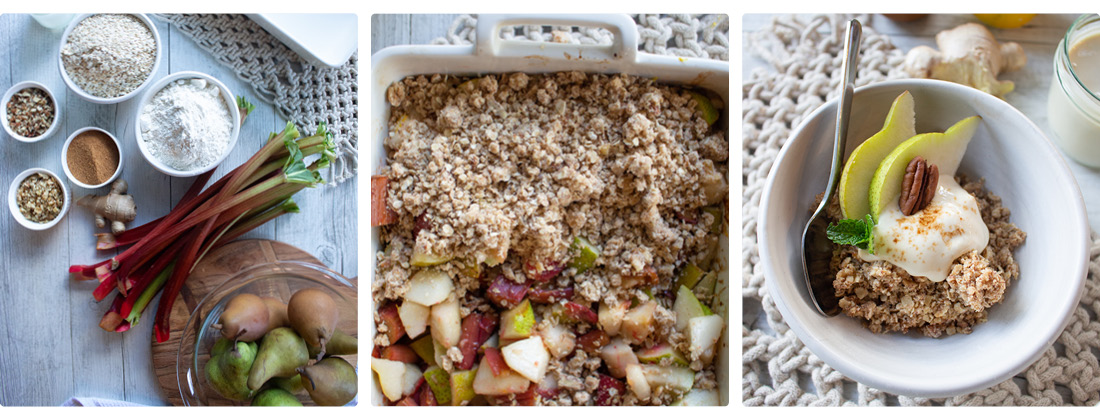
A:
800,19,861,317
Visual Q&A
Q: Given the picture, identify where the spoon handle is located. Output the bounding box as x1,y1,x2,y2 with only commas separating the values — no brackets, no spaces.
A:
820,19,862,213
801,19,861,317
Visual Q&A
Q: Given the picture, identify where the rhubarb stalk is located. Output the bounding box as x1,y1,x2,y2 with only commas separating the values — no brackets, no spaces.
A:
76,120,337,343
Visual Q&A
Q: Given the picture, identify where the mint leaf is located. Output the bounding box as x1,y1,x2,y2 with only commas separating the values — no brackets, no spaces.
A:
826,214,875,253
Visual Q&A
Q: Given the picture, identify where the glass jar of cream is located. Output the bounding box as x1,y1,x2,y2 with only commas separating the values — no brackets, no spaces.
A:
1048,14,1100,167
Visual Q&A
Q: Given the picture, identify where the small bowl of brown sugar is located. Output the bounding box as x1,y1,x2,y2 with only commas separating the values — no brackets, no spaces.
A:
61,127,123,189
2,81,62,142
8,168,70,230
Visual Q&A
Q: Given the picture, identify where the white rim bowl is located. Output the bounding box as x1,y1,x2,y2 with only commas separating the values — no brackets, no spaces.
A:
8,168,71,231
757,79,1090,398
2,81,62,143
61,127,124,189
134,71,241,178
58,13,161,104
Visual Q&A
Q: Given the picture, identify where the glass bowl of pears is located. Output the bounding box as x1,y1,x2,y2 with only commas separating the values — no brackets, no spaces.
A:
176,261,358,406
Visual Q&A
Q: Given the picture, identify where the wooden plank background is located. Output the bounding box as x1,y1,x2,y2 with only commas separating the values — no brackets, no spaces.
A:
371,14,462,54
0,14,358,406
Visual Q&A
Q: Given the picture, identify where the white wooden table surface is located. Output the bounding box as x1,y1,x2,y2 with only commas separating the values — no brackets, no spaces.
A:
371,14,462,55
743,13,1100,233
0,14,358,406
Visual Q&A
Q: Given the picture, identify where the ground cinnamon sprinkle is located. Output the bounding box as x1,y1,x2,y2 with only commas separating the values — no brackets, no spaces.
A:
67,130,119,185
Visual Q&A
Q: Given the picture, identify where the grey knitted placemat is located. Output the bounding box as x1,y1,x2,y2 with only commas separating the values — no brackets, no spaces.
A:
742,14,1100,406
432,14,729,61
154,14,358,184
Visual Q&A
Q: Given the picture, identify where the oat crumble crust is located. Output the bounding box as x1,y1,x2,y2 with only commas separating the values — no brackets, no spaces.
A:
828,176,1026,337
374,72,728,405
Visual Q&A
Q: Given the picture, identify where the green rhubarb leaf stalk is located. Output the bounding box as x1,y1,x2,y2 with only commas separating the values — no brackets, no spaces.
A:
236,96,255,124
826,214,876,253
313,122,337,170
125,263,175,327
282,137,323,185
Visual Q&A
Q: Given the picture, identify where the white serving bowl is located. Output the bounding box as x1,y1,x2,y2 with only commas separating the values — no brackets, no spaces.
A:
61,127,124,189
2,81,62,142
8,167,71,230
134,71,241,178
758,79,1090,398
58,13,161,104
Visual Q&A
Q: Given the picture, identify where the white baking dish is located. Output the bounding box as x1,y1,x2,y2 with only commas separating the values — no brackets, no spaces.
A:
369,14,729,406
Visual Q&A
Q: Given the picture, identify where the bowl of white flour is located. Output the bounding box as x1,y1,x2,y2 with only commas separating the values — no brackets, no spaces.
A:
135,71,241,177
58,14,161,104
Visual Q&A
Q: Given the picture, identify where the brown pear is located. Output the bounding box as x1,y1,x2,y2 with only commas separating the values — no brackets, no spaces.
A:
215,293,270,342
308,330,357,359
297,357,357,406
263,296,290,331
287,288,339,359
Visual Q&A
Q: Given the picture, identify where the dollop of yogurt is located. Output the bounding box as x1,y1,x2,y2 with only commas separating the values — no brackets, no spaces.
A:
857,177,989,282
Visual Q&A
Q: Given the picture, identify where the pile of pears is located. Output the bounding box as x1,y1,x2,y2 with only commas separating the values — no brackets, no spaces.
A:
204,288,358,406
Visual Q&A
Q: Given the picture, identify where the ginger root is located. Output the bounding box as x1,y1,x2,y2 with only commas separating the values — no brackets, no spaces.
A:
903,22,1026,97
77,179,136,234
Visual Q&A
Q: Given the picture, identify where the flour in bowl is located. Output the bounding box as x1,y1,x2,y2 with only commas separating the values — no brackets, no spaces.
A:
139,78,233,171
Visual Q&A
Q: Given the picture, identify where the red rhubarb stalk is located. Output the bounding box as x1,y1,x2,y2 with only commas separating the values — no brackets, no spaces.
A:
153,217,219,343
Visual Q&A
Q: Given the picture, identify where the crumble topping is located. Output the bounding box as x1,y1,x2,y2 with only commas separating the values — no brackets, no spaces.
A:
374,71,728,405
828,176,1026,337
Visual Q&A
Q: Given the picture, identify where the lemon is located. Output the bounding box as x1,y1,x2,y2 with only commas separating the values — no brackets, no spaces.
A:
974,14,1037,29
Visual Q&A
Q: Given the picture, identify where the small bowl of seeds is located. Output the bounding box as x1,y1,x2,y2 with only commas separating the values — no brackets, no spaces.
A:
8,168,70,230
62,127,123,189
2,81,61,142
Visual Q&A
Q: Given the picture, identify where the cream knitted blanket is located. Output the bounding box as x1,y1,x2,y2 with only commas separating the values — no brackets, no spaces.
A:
742,14,1100,406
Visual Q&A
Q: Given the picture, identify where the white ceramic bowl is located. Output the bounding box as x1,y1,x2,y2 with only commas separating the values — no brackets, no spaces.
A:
8,167,71,230
58,13,161,104
134,71,241,178
2,81,62,142
758,79,1090,398
61,127,124,189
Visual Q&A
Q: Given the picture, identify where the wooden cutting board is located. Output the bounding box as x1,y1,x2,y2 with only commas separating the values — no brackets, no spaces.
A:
151,239,357,406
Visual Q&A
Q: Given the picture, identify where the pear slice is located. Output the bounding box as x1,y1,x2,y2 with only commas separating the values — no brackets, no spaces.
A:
838,91,917,220
868,115,982,218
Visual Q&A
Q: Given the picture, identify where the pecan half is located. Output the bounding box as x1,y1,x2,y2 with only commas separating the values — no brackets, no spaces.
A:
899,156,939,216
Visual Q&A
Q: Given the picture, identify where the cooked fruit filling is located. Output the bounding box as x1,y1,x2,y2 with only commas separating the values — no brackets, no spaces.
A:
373,72,729,405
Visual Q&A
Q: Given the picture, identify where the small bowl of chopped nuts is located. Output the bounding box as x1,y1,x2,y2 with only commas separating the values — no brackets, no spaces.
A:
8,168,71,230
2,81,61,142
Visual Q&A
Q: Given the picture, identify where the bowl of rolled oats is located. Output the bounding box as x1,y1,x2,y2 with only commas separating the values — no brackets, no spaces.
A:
57,13,161,104
758,79,1089,397
2,81,61,143
8,167,70,231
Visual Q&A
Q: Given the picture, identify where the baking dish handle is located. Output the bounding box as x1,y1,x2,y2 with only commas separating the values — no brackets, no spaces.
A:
475,14,638,63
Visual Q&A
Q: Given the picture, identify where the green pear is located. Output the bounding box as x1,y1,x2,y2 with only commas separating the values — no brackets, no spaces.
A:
211,337,233,356
251,388,303,406
308,330,357,359
499,299,535,340
672,285,707,332
688,91,719,125
271,374,304,394
449,368,477,406
298,357,358,406
247,327,309,391
205,338,258,401
868,115,982,218
838,91,917,220
568,236,599,274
